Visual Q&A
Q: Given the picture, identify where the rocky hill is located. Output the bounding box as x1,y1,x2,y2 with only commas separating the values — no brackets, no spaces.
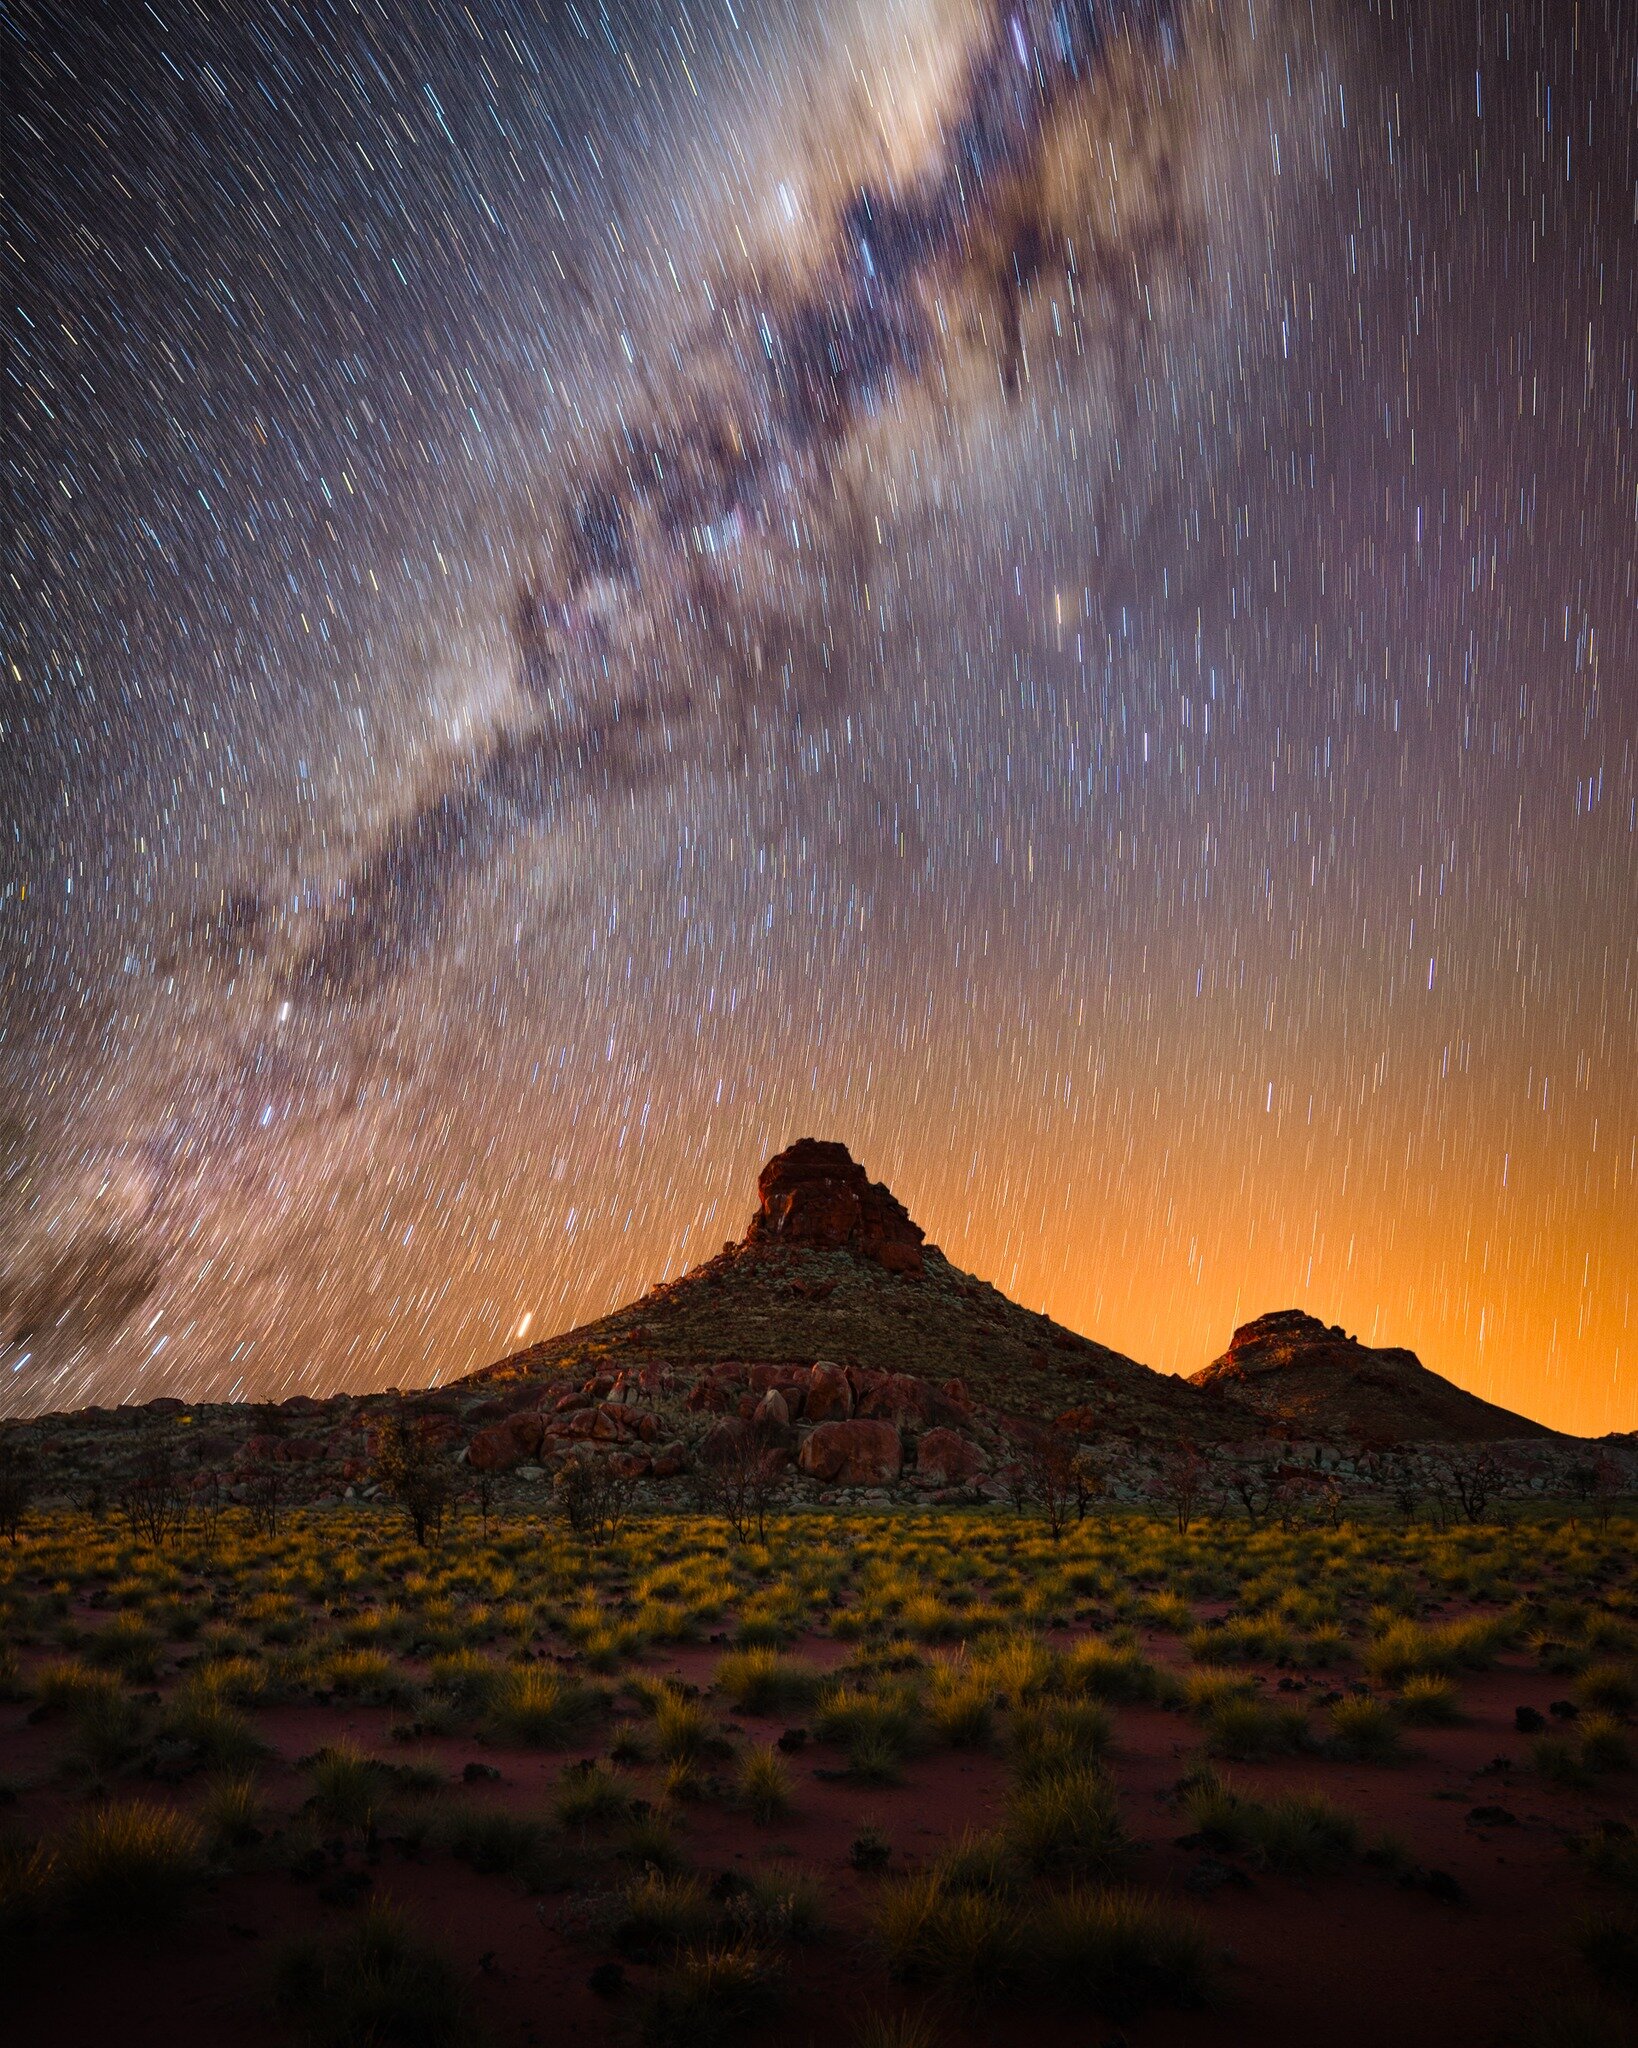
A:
6,1141,1598,1517
467,1138,1214,1439
1189,1310,1557,1444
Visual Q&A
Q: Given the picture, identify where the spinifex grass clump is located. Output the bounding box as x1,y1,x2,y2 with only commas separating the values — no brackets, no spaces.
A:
1397,1674,1463,1725
738,1745,794,1822
714,1649,822,1716
486,1666,604,1747
1004,1766,1129,1878
617,1870,716,1954
200,1772,268,1851
1326,1692,1404,1762
644,1941,783,2048
1203,1695,1311,1761
1027,1885,1216,2020
276,1902,479,2047
555,1760,634,1830
305,1742,394,1830
1179,1768,1360,1875
874,1871,1212,2019
56,1799,204,1930
1007,1699,1114,1783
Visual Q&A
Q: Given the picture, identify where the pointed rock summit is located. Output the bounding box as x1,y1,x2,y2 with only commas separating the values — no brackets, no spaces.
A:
1190,1309,1554,1443
744,1139,925,1272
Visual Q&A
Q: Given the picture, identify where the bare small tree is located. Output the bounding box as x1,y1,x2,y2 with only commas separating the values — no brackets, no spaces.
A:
371,1406,455,1545
554,1451,641,1545
117,1441,188,1547
1017,1429,1079,1539
0,1429,38,1543
1070,1442,1119,1527
469,1469,501,1540
1150,1441,1215,1535
1223,1456,1279,1529
243,1463,284,1539
693,1419,784,1543
1567,1455,1621,1531
1426,1445,1513,1524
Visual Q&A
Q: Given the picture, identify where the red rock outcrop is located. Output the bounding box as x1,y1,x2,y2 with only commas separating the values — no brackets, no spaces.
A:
913,1427,990,1485
797,1418,903,1485
745,1139,925,1273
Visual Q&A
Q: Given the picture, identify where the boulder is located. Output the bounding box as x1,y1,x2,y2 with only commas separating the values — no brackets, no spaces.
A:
755,1389,790,1428
699,1416,750,1465
468,1411,546,1472
914,1428,990,1485
650,1442,691,1479
806,1361,855,1422
798,1419,903,1486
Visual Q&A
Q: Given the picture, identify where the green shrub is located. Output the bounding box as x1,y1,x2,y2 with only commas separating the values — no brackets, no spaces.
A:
620,1811,688,1875
0,1831,54,1956
73,1684,148,1772
159,1694,269,1772
442,1808,560,1886
275,1902,477,2046
427,1650,503,1713
933,1829,1016,1898
731,1865,825,1944
1578,1827,1638,1893
851,2011,943,2048
1180,1770,1359,1875
1580,1715,1633,1774
1062,1642,1164,1703
85,1614,162,1681
874,1873,1024,1995
925,1674,994,1749
814,1683,922,1762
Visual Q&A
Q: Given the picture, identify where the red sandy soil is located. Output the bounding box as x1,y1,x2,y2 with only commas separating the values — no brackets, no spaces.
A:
5,1626,1629,2048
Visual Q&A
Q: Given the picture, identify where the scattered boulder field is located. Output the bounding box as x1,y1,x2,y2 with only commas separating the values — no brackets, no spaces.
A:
6,1140,1631,1510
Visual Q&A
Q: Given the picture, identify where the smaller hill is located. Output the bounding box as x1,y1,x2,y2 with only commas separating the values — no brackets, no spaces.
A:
1189,1310,1556,1444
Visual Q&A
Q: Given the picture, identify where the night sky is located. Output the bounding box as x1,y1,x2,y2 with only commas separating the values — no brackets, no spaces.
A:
4,0,1634,1434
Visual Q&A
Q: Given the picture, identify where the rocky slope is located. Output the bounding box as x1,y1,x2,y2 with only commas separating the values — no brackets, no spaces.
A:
1189,1310,1557,1444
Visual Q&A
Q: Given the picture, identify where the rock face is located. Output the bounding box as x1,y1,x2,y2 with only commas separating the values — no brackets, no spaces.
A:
745,1139,925,1273
797,1418,904,1485
1190,1310,1556,1443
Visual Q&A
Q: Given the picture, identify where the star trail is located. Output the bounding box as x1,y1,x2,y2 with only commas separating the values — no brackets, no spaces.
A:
3,0,1635,1434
